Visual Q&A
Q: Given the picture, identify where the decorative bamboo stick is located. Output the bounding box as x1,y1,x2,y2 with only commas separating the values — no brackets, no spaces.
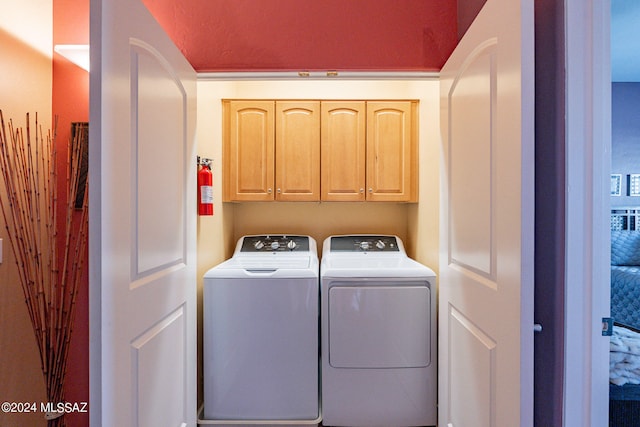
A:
0,111,88,427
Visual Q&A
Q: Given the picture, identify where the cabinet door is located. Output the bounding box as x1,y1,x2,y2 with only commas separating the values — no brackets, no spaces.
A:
275,101,320,201
321,101,366,201
366,101,416,202
224,100,275,201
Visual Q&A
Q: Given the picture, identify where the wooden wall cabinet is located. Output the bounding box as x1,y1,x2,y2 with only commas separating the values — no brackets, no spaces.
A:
321,101,417,202
365,101,417,202
223,100,274,201
224,99,417,202
275,101,320,201
223,100,320,201
321,101,367,201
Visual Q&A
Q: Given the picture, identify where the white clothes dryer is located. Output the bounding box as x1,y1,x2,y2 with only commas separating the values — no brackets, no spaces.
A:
203,235,320,424
320,235,437,427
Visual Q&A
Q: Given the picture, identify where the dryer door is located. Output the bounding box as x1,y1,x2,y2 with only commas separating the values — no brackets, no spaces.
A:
328,283,431,368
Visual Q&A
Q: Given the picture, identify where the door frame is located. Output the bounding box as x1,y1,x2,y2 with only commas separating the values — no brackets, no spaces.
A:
563,0,611,426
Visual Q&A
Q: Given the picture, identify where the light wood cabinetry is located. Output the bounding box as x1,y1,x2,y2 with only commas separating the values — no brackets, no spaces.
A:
224,100,320,201
223,100,274,201
275,101,320,201
322,101,417,202
321,101,367,201
223,99,417,202
366,101,417,202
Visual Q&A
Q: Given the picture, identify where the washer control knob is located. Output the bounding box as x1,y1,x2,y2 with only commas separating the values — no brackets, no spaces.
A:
376,239,386,250
359,241,370,251
254,240,265,250
287,240,297,250
270,241,280,250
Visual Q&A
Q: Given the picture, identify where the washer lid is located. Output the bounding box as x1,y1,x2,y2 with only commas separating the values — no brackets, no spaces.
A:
234,256,311,270
204,256,318,278
204,235,319,279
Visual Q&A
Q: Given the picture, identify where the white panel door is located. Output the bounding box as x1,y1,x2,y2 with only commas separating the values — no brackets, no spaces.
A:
89,0,197,426
439,0,534,425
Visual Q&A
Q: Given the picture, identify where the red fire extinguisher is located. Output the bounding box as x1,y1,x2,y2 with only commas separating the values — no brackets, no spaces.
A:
198,158,214,216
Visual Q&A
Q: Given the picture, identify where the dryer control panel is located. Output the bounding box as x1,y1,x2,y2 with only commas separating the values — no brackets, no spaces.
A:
240,235,310,252
330,235,400,252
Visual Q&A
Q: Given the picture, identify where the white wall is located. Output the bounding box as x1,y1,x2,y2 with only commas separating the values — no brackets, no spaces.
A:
0,0,53,124
0,1,52,426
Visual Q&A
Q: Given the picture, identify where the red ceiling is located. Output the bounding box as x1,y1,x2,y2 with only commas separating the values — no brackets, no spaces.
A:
143,0,458,72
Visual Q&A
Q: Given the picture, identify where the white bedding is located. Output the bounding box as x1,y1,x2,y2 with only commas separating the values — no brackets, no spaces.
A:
611,325,640,385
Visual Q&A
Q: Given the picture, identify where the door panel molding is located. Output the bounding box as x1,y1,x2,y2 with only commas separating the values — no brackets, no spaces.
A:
448,42,497,281
131,306,187,427
448,305,496,427
131,42,188,279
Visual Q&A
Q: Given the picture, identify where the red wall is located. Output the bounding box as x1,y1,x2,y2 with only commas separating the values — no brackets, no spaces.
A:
143,0,457,72
53,1,89,426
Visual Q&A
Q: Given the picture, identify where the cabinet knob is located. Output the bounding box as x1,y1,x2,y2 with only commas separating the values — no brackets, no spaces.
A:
368,188,373,193
267,188,272,194
277,188,281,194
359,188,364,194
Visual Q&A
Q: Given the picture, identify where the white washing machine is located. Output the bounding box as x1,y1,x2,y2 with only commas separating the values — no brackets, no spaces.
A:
203,235,320,424
321,235,437,427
